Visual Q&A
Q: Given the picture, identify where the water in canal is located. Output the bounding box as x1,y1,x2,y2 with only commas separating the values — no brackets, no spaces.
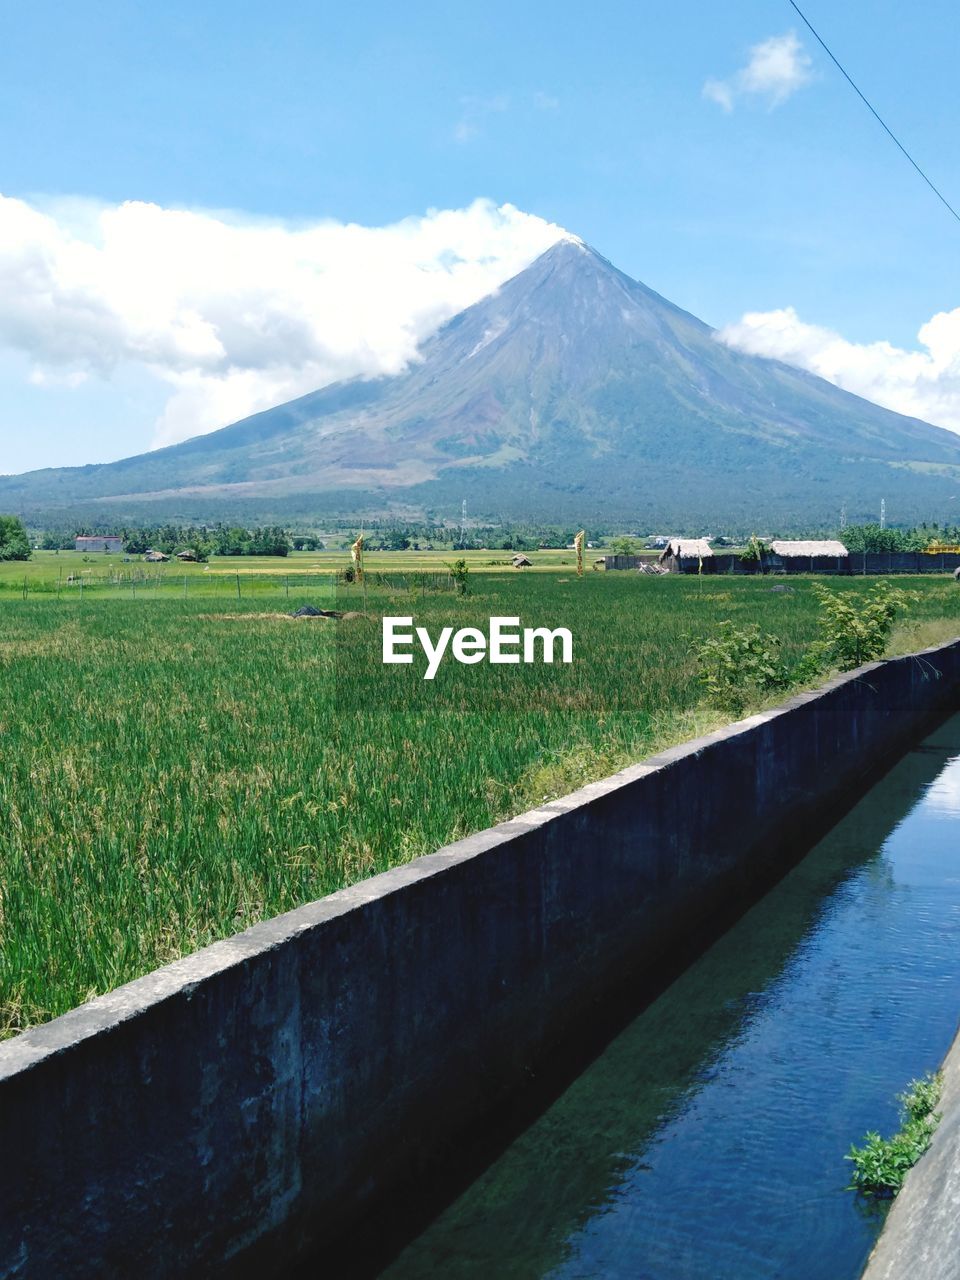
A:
378,713,960,1280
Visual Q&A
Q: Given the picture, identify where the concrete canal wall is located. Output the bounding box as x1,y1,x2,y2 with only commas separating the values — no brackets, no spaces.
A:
3,640,960,1278
861,1026,960,1280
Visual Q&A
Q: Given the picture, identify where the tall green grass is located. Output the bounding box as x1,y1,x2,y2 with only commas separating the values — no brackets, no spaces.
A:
1,572,957,1034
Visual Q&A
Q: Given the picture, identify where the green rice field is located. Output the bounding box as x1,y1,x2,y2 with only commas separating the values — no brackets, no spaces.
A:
1,560,958,1036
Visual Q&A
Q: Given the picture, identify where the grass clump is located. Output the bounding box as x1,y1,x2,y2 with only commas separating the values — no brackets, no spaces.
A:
846,1072,943,1197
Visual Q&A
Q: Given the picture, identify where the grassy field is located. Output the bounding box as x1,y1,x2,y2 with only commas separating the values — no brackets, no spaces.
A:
1,566,958,1036
0,547,625,595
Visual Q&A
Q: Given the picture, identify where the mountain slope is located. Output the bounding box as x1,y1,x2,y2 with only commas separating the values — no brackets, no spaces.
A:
5,239,960,526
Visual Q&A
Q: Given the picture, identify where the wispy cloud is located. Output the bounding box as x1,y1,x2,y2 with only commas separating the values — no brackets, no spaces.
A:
0,194,567,448
717,305,960,433
704,32,813,112
453,93,510,144
452,91,558,143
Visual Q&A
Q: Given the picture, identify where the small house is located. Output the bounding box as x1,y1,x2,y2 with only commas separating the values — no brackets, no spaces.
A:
144,550,169,563
766,540,848,574
75,536,123,554
176,550,198,563
512,554,533,568
658,538,714,574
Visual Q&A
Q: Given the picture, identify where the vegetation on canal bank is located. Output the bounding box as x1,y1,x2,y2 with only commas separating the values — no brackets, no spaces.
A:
847,1073,943,1197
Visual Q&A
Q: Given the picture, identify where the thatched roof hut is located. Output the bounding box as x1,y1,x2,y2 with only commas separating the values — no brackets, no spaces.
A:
659,538,713,573
175,550,198,562
512,554,533,567
764,540,848,574
144,550,169,563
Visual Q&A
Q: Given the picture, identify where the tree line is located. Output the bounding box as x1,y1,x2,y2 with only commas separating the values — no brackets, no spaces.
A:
38,524,294,559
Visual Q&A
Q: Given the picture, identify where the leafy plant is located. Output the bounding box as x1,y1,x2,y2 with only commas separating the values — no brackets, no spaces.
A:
694,621,790,716
449,558,470,595
0,515,31,562
739,535,770,564
804,582,916,673
847,1073,942,1197
609,535,641,556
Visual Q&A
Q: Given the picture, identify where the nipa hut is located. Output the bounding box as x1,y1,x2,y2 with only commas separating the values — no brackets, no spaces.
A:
658,538,714,574
766,540,848,574
512,554,533,568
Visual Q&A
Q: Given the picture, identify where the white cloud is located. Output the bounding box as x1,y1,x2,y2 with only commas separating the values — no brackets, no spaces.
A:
717,305,960,432
704,32,813,112
0,194,566,448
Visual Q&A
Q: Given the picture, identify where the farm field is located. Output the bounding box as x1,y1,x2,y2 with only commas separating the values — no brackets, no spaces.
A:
0,547,635,595
1,569,958,1037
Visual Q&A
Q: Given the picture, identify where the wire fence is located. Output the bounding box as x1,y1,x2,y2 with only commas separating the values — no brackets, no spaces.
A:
0,567,460,604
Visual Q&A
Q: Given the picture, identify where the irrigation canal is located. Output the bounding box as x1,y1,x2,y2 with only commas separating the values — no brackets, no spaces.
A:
364,713,960,1280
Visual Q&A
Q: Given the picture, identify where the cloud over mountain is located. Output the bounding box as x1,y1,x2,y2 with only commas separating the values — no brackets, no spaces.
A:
718,305,960,434
0,194,566,448
6,239,960,529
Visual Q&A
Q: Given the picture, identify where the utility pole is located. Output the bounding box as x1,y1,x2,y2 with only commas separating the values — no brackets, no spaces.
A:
459,499,467,550
840,504,846,530
880,498,886,530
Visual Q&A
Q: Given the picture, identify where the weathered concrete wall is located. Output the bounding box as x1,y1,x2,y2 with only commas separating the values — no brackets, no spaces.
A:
861,1025,960,1280
3,641,960,1279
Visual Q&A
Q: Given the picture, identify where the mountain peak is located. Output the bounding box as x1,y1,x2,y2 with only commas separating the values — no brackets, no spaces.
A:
4,237,960,527
531,235,614,272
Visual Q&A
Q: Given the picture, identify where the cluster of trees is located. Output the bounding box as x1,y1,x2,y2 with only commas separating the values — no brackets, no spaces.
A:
27,516,960,563
208,526,291,557
840,523,960,553
345,521,586,552
0,515,30,561
41,523,294,559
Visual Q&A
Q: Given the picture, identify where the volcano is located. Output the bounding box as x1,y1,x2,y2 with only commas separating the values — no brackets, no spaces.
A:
5,238,960,527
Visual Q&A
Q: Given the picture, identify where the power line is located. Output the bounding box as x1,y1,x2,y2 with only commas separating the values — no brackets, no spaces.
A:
786,0,960,227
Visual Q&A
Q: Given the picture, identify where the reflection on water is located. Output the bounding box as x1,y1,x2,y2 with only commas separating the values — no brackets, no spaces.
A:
379,716,960,1280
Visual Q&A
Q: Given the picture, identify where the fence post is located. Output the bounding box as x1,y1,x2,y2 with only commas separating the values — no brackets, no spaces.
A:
236,571,242,602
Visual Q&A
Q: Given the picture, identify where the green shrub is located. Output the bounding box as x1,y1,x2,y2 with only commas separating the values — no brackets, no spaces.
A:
609,535,641,556
449,558,470,596
739,535,770,564
694,621,790,716
0,515,30,562
846,1072,943,1197
805,582,916,674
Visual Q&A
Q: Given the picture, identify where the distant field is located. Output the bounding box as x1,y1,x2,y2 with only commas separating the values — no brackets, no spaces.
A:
1,570,957,1036
0,547,633,594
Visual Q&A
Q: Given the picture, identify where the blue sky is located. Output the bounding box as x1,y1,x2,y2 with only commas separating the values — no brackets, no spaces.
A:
1,0,958,473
